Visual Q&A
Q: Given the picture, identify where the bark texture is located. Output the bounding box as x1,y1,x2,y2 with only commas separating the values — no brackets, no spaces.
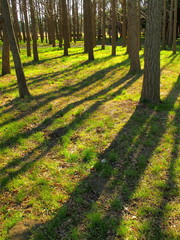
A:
127,0,141,72
141,0,162,104
1,0,30,97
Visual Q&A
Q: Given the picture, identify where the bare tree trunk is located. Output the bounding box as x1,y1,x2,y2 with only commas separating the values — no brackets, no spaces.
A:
111,0,116,56
1,0,30,98
29,0,39,61
23,0,31,57
168,0,173,48
11,0,22,42
137,0,141,50
122,0,127,47
172,0,177,54
2,23,10,75
102,0,106,49
58,0,63,47
84,0,88,52
141,0,162,104
127,0,141,72
162,0,167,49
87,0,94,60
62,0,70,56
72,0,77,43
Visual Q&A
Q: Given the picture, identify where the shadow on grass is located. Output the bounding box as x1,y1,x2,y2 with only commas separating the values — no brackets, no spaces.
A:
20,76,179,240
0,71,140,188
143,103,180,240
0,55,129,129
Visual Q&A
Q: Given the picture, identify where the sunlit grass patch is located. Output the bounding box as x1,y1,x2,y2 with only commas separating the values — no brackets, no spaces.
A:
0,42,179,240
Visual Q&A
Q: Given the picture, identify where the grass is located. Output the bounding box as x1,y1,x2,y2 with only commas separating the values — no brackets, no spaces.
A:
0,40,179,240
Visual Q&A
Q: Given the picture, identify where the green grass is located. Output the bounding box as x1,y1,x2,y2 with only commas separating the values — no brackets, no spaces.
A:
0,41,179,240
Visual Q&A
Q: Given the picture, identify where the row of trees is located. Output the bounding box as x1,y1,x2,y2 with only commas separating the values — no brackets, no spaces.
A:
0,0,179,102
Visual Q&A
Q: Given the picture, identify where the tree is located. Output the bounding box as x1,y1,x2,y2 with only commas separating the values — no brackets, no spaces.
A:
140,0,162,104
111,0,116,56
62,0,70,56
162,0,167,50
23,0,31,57
127,0,141,72
102,0,106,50
29,0,39,61
121,0,127,47
172,0,178,54
1,0,30,98
86,0,94,60
1,17,10,75
168,0,173,48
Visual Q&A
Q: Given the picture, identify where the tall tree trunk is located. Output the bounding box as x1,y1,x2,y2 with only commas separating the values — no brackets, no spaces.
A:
11,0,22,42
172,0,177,54
1,0,30,98
141,0,162,104
29,0,39,61
102,0,106,49
97,0,102,41
2,23,10,75
122,0,127,47
76,0,80,40
19,0,26,43
168,0,173,48
84,0,88,52
162,0,167,49
87,0,94,60
127,0,141,72
58,0,63,48
23,0,31,57
111,0,116,56
92,0,97,47
62,0,70,56
72,0,77,43
137,0,141,50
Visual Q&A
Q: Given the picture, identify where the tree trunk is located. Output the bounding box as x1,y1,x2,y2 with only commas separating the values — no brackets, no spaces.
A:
172,0,177,54
140,0,162,104
2,23,10,75
62,0,70,56
111,0,116,56
127,0,141,72
87,0,94,60
23,0,31,57
29,0,39,61
11,0,22,42
102,0,106,50
1,0,30,98
122,0,127,47
168,0,173,48
162,0,167,49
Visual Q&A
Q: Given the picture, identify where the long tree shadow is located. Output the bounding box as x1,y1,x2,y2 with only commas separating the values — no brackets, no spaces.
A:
21,76,180,240
143,103,180,239
0,72,141,190
0,56,129,130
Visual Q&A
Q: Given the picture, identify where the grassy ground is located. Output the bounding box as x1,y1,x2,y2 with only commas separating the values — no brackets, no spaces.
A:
0,42,179,240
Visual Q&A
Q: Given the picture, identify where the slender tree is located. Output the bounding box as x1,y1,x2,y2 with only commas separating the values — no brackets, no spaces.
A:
102,0,106,50
127,0,141,72
62,0,70,56
1,0,30,97
1,18,10,75
172,0,178,54
23,0,31,57
111,0,116,55
162,0,167,49
140,0,163,104
86,0,94,60
29,0,39,61
122,0,127,47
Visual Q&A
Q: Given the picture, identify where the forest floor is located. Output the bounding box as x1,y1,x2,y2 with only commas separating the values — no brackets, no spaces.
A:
0,42,179,240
